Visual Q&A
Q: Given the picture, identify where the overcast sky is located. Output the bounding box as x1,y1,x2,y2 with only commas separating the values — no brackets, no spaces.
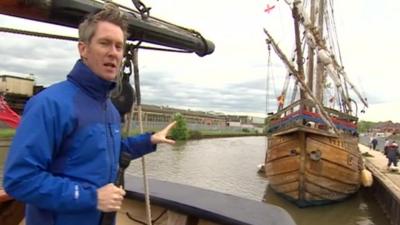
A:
0,0,399,122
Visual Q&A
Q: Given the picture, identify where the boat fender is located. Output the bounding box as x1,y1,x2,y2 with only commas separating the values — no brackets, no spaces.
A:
309,150,321,161
257,163,265,174
111,59,135,122
360,169,373,187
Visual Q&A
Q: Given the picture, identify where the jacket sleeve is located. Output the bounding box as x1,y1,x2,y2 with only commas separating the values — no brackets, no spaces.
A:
3,96,97,213
121,132,157,160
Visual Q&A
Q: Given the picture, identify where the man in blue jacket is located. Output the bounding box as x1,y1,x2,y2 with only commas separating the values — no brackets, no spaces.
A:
3,3,176,225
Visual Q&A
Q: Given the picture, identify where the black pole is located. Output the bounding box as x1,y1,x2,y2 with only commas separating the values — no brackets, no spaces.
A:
0,0,215,56
99,151,132,225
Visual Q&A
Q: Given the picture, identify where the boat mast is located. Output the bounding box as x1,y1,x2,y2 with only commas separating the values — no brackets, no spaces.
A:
292,1,306,105
306,0,317,95
315,0,326,104
263,28,339,135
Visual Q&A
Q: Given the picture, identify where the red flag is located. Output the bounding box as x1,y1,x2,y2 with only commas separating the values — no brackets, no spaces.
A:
264,4,275,13
0,96,20,128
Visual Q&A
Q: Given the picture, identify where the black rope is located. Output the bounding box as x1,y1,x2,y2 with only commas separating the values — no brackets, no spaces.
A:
0,26,193,54
0,27,78,42
131,45,193,53
126,209,168,225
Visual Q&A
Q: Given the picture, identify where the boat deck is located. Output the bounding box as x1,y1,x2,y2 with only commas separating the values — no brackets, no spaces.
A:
125,176,296,225
2,175,297,225
359,144,400,225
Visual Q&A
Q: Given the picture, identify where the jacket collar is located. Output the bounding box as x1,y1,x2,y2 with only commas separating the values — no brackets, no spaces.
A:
67,60,116,101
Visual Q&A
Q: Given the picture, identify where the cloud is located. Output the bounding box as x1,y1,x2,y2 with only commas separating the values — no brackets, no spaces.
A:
0,32,77,85
139,71,267,115
0,0,399,123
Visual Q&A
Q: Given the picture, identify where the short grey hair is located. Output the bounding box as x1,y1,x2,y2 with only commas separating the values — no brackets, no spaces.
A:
78,3,128,43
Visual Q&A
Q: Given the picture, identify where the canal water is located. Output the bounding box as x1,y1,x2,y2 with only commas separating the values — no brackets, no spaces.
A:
0,136,390,225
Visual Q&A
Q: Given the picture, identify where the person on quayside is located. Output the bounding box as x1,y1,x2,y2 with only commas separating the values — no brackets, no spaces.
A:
3,3,176,225
386,140,399,170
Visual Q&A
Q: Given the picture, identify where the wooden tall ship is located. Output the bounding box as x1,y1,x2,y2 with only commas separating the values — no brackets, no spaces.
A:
263,0,369,207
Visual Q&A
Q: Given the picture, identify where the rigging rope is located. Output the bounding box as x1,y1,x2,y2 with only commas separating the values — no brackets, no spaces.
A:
0,26,193,53
0,26,78,41
116,44,153,225
131,48,154,225
266,42,271,114
327,0,344,65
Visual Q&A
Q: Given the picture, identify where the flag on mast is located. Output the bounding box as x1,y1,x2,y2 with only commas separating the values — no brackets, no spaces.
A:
264,4,276,13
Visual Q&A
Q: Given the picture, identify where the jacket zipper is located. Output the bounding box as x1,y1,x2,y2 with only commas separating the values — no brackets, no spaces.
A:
104,102,115,183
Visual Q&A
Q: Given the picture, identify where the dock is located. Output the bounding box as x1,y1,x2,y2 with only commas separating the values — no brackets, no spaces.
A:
359,144,400,225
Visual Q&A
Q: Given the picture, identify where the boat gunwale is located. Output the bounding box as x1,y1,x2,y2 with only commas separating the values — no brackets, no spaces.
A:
124,175,296,225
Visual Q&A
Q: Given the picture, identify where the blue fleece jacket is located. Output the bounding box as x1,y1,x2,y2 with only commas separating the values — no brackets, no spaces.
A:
3,60,156,225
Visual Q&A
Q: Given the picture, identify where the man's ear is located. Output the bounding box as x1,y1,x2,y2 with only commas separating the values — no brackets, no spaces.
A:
78,41,87,59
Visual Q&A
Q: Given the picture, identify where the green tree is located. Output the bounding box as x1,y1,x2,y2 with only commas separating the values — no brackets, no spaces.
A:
358,120,376,133
170,113,189,141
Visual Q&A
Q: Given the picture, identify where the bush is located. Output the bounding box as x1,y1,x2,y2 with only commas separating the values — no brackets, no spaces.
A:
170,113,189,141
242,128,250,133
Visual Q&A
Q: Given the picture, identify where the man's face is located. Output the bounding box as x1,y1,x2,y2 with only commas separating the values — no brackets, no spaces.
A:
78,21,124,81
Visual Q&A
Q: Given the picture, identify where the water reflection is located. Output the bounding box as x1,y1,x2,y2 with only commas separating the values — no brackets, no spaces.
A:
128,137,268,201
263,186,387,225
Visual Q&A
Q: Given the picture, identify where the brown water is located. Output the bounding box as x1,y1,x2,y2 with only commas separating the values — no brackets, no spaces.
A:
127,136,389,225
1,136,390,225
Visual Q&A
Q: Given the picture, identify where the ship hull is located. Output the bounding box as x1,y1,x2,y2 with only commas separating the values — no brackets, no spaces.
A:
265,127,362,207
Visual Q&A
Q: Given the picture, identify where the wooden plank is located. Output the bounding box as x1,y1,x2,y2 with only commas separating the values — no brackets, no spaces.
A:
304,192,324,201
269,133,298,147
307,137,360,171
267,139,300,162
272,126,338,138
198,220,220,225
305,171,359,194
268,171,299,186
308,134,359,153
299,131,307,201
117,198,168,225
271,181,299,194
305,159,360,185
167,211,188,225
285,191,299,200
305,182,348,201
265,156,300,176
